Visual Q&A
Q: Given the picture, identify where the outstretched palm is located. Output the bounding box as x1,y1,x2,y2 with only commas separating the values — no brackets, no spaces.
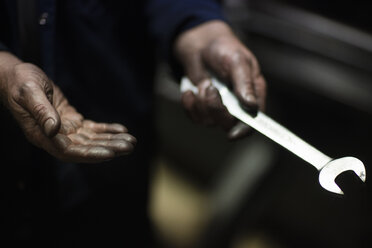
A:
3,61,135,163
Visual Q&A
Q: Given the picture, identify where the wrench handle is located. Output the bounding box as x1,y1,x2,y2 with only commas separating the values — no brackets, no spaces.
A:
181,77,332,170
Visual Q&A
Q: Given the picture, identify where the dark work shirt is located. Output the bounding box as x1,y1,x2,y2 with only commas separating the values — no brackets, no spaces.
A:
1,0,224,129
0,0,224,246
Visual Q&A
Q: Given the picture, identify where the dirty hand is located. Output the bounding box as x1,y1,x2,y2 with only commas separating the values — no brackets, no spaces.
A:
0,52,136,163
174,20,266,139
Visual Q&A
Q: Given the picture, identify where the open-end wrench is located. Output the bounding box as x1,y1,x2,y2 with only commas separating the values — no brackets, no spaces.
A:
180,77,366,195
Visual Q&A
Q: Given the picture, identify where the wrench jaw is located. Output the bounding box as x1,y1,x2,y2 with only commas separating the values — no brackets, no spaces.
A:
318,157,366,195
181,77,367,195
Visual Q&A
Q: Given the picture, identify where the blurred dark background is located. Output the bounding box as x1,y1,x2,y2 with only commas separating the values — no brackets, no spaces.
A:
150,1,372,247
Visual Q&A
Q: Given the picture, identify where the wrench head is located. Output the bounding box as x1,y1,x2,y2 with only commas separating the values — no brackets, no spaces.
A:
319,157,366,195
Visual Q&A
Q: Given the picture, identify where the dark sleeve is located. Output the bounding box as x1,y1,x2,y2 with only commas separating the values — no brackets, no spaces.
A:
0,0,11,52
145,0,225,69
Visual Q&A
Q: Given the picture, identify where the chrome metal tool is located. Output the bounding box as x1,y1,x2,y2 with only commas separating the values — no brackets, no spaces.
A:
181,77,366,195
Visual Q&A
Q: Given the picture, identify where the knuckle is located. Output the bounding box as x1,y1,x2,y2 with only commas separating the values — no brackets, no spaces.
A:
217,48,242,64
21,81,39,93
12,64,52,96
11,81,37,103
229,51,244,65
217,51,244,78
32,103,48,122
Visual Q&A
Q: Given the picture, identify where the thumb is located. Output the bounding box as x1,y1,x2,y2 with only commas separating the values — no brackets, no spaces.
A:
20,82,61,137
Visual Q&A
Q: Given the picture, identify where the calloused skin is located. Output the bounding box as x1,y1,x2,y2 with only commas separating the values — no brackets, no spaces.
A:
0,52,136,163
175,20,267,140
0,21,266,163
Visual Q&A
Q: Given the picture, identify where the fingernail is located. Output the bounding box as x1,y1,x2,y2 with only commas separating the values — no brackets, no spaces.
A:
44,118,55,136
206,85,216,96
245,94,257,105
127,135,137,145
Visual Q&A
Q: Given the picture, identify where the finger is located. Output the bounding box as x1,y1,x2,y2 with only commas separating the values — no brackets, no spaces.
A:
18,82,61,137
68,133,134,155
53,134,116,163
204,83,235,130
253,75,267,111
228,122,253,140
66,145,116,163
230,57,258,114
94,133,137,144
77,129,137,144
181,90,203,123
70,132,136,149
182,52,209,85
196,79,215,126
83,120,127,133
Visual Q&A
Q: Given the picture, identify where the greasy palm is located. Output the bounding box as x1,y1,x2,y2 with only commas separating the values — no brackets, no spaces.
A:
0,54,135,163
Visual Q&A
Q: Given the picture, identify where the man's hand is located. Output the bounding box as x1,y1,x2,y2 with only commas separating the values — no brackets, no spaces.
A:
0,52,136,163
174,21,266,139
